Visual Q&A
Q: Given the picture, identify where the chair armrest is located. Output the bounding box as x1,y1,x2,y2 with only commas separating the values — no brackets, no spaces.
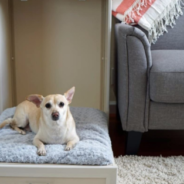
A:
115,23,152,132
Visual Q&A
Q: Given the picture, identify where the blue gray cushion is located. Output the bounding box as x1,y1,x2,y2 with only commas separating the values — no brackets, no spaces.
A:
0,107,114,165
150,50,184,103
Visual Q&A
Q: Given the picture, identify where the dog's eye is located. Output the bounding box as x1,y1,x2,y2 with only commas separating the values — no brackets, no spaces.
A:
45,103,51,109
59,102,64,107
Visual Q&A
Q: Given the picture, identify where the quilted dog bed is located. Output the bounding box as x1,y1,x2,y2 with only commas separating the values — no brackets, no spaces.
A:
0,107,114,165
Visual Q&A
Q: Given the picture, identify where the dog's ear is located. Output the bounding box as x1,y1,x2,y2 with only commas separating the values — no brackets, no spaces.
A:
64,87,75,104
27,94,44,107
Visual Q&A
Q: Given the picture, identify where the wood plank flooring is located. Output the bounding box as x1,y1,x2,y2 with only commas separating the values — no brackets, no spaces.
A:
109,106,184,157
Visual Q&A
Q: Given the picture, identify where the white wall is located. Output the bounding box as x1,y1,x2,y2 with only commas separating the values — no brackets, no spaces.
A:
0,0,13,113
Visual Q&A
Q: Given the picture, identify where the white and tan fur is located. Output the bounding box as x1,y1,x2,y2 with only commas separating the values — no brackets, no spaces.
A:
0,87,79,156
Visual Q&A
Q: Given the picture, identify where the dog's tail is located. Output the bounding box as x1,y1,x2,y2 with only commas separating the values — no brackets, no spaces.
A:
0,118,13,129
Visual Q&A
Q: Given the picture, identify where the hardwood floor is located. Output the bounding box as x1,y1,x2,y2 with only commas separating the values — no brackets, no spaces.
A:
109,105,184,157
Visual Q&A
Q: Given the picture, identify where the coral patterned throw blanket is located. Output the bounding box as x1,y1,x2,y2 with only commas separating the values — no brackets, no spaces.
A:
112,0,184,43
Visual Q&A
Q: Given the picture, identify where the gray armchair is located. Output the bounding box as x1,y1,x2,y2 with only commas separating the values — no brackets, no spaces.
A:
115,15,184,155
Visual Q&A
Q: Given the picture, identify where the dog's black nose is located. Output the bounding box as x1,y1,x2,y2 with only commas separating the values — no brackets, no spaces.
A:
52,111,59,121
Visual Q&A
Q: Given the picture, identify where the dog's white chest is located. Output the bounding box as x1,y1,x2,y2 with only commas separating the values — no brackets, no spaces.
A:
39,125,68,144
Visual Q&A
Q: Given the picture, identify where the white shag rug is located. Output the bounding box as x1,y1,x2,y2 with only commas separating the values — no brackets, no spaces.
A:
115,156,184,184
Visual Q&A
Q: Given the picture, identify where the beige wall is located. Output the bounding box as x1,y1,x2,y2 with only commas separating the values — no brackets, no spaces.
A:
0,0,111,112
13,0,104,110
0,0,13,113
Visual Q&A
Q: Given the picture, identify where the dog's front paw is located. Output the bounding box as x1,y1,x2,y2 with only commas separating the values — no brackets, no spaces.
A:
20,130,26,135
65,145,72,151
37,147,46,156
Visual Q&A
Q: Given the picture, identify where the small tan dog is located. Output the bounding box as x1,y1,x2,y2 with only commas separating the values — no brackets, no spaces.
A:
0,87,79,156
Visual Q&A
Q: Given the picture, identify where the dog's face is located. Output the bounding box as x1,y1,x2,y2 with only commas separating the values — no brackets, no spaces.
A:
27,87,75,125
41,94,68,123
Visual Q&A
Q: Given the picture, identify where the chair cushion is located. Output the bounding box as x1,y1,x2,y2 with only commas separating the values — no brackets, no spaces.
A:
150,50,184,103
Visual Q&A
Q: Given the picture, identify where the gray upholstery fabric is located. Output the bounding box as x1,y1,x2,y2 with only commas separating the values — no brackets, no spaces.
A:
150,50,184,103
135,15,184,50
115,23,152,132
116,18,184,132
151,15,184,50
149,102,184,130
